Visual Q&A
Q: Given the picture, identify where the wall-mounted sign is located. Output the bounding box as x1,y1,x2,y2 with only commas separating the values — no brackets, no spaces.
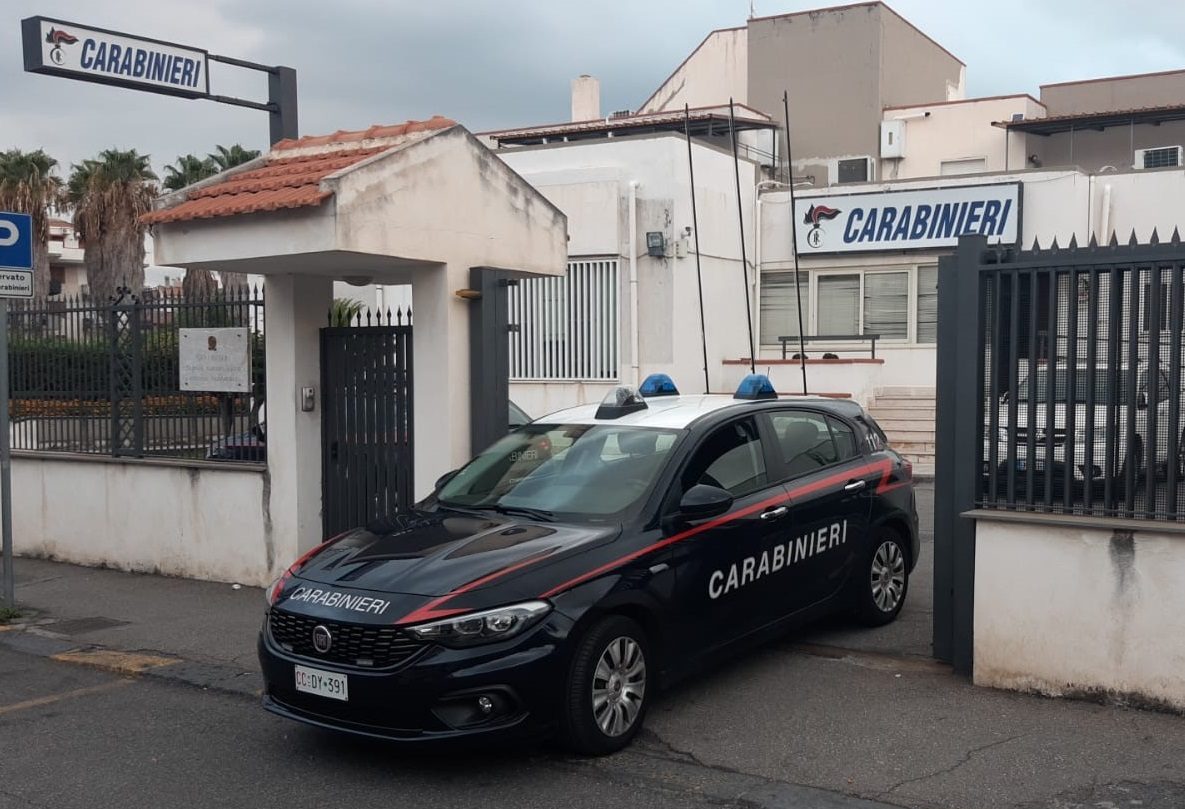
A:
795,182,1021,254
22,16,209,99
179,328,250,393
0,212,34,299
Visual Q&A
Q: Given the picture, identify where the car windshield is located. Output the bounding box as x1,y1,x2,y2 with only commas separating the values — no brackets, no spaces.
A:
437,424,681,521
1014,368,1148,403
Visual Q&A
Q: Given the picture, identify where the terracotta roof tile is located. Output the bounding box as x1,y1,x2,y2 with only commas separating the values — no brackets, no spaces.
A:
144,116,457,225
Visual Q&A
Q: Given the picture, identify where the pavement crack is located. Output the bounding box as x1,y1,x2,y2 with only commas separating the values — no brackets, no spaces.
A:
880,733,1026,796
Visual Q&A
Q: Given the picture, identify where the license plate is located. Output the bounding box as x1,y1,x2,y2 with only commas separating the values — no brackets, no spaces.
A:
294,665,348,702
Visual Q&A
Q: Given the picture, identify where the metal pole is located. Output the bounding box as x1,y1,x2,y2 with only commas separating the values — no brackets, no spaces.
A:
269,66,299,145
1,301,13,607
684,104,711,394
782,91,809,395
727,99,756,374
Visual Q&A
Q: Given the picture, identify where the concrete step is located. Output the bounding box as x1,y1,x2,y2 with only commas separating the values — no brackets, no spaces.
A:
867,407,937,421
876,418,937,432
874,386,937,399
889,440,935,454
909,462,935,479
884,433,936,447
870,397,937,410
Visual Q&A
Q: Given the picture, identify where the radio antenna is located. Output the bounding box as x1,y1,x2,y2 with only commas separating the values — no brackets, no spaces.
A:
783,89,808,395
727,99,756,374
684,104,711,394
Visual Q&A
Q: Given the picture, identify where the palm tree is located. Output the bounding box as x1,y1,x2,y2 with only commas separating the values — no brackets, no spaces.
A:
163,154,217,192
209,144,261,172
0,149,63,299
67,149,158,303
208,144,261,291
330,298,366,327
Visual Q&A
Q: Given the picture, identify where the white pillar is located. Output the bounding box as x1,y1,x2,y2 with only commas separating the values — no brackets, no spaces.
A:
266,274,332,572
411,264,472,500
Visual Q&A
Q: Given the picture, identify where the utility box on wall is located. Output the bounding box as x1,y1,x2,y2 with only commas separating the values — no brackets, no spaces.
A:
880,119,906,159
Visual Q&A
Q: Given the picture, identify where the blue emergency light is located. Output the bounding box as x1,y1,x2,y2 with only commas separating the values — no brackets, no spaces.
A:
639,373,679,397
734,374,777,400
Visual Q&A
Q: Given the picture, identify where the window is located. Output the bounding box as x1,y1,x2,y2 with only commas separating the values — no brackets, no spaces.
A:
759,271,807,345
828,417,859,461
818,275,860,334
769,412,839,477
837,157,870,184
939,157,988,176
683,419,767,497
1135,146,1182,170
863,272,908,340
917,266,938,344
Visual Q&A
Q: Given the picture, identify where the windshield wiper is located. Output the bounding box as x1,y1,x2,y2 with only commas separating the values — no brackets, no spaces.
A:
489,504,556,522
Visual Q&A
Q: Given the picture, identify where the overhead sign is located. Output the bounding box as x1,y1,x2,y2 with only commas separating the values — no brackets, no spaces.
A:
0,213,34,300
795,182,1021,254
22,16,209,99
180,328,251,393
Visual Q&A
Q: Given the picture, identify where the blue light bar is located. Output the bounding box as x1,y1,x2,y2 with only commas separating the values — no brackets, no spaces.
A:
639,373,679,397
734,374,777,401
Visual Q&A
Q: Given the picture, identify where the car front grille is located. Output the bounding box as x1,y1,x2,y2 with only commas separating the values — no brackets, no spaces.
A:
268,609,426,670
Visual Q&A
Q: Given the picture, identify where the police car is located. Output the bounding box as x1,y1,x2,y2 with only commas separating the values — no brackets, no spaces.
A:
259,374,918,754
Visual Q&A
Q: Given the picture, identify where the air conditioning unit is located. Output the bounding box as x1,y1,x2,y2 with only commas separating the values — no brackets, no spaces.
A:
836,157,873,184
1134,146,1182,170
880,120,906,159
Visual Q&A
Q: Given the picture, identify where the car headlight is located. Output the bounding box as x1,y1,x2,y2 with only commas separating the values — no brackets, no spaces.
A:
406,601,551,647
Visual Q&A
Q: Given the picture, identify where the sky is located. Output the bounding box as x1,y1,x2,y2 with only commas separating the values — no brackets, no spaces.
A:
3,0,1185,178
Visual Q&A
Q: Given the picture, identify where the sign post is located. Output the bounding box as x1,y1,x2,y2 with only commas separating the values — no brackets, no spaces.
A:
0,211,33,609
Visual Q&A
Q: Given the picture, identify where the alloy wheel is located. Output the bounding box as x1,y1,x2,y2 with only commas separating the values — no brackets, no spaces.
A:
591,636,646,737
871,540,906,613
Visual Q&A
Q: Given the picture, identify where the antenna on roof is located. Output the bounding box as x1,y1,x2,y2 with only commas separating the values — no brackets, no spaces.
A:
727,99,757,376
684,103,711,394
748,0,756,19
783,90,808,395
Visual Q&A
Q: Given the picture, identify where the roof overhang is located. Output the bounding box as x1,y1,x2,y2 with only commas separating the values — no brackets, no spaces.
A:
995,105,1185,136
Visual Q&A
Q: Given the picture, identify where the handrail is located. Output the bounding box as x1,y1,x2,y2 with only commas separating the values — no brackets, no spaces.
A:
779,333,881,360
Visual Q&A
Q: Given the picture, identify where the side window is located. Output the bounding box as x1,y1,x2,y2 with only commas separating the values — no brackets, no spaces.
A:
682,419,768,498
828,417,859,461
769,412,839,477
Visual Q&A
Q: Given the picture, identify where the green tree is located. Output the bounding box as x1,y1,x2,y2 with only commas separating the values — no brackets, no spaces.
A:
67,149,158,303
163,154,217,192
0,149,64,299
209,144,261,172
330,297,365,327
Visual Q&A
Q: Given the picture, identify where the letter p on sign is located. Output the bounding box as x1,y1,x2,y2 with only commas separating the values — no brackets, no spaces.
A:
0,213,33,272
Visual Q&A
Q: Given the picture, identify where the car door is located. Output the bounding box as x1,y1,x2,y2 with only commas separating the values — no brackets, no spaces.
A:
664,415,790,658
759,409,875,618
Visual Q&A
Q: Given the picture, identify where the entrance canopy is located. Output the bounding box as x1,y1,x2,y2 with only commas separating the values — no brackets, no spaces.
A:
146,116,567,280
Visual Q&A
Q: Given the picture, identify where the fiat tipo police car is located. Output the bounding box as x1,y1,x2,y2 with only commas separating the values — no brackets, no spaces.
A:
259,374,918,754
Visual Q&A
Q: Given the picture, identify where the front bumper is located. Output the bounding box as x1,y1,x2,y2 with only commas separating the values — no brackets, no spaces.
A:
258,609,575,745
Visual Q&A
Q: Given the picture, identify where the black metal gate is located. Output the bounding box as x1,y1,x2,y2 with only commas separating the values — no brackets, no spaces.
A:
320,310,413,538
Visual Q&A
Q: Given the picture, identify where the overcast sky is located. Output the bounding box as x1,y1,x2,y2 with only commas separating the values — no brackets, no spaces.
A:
4,0,1184,177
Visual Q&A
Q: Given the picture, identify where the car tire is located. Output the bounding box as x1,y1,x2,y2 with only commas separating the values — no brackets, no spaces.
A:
559,615,650,756
854,528,910,627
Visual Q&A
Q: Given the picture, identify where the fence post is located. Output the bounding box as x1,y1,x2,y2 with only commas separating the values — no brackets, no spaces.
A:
468,267,511,456
109,288,145,458
933,235,986,674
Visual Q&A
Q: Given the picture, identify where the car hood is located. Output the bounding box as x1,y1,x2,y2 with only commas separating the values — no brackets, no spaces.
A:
286,509,618,599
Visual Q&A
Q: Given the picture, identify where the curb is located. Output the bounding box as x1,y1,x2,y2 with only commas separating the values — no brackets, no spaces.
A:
0,625,261,699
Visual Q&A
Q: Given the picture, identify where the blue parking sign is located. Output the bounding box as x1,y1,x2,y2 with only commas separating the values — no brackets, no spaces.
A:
0,212,33,272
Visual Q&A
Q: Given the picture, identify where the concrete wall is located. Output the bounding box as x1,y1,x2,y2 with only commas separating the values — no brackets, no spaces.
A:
639,27,748,114
877,6,965,109
882,96,1046,179
13,456,273,586
974,517,1185,712
1040,69,1185,116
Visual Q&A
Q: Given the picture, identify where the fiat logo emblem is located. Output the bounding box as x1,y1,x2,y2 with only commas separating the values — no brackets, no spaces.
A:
311,625,333,654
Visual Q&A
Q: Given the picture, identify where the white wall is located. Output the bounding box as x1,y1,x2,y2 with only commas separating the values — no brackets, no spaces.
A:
881,96,1047,180
498,135,757,401
975,517,1185,712
13,457,273,586
639,28,748,114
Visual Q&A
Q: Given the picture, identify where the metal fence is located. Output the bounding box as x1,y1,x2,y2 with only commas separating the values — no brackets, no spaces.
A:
973,232,1185,520
509,258,619,381
7,285,265,462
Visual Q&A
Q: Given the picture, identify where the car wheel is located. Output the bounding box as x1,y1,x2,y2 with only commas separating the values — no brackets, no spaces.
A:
559,615,650,756
854,529,909,627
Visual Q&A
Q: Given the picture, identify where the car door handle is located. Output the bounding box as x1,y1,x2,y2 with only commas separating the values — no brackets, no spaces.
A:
844,479,867,493
760,506,789,521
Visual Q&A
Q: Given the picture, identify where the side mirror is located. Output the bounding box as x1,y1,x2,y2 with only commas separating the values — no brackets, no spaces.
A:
678,484,734,520
434,469,460,491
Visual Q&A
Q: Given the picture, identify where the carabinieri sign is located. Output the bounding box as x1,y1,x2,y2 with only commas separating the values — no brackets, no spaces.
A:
22,16,209,99
795,182,1021,255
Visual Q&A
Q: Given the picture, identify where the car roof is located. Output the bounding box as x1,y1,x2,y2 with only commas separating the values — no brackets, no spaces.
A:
537,394,864,431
